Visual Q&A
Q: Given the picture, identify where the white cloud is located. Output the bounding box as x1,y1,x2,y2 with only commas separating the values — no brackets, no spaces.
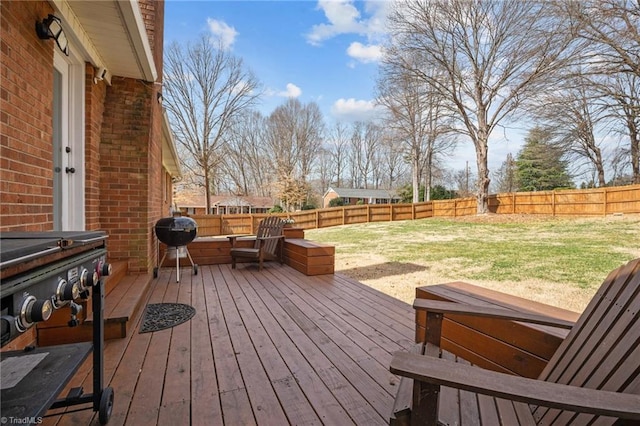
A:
306,0,371,45
347,42,382,63
206,18,238,49
277,83,302,98
331,98,384,122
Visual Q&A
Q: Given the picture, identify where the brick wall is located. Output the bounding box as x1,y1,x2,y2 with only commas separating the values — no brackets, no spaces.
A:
0,1,55,231
99,0,165,273
85,64,107,230
99,76,153,272
1,0,168,273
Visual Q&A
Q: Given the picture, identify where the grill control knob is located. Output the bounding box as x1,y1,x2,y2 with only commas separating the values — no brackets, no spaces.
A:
79,268,98,291
100,262,112,277
54,279,80,308
16,296,53,332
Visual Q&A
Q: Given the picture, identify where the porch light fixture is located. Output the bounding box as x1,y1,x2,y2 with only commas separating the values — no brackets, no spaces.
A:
36,14,69,56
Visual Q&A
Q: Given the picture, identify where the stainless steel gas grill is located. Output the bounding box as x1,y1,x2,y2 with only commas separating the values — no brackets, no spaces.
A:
0,231,114,425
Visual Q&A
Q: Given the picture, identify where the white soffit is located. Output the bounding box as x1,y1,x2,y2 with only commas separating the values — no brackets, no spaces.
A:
52,0,157,82
162,111,182,178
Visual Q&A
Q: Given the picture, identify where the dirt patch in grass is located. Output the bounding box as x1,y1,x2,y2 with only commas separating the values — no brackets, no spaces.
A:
308,214,640,313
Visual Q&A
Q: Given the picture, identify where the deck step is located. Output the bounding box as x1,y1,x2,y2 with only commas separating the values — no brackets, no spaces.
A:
37,265,152,346
105,260,128,296
86,273,152,340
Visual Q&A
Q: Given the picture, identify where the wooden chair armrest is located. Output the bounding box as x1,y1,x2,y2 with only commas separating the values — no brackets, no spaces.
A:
390,352,640,420
227,235,254,247
413,299,574,329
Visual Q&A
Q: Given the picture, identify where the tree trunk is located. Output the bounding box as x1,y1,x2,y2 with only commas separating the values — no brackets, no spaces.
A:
475,140,490,214
204,165,211,215
627,117,640,184
412,152,420,203
425,151,433,202
593,146,606,187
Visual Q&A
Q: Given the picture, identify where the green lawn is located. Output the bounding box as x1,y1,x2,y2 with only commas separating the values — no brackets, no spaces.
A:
306,215,640,309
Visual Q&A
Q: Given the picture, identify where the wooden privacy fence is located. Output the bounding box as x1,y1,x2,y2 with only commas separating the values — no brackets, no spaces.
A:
190,184,640,237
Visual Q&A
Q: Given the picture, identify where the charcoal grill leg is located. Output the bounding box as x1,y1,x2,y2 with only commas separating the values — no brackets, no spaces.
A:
176,249,180,283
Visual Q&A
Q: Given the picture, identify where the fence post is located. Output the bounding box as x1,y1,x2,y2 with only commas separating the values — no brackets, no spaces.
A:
412,203,416,220
512,193,516,214
315,210,319,229
367,205,371,223
342,207,346,225
552,191,556,217
603,187,607,216
390,204,393,222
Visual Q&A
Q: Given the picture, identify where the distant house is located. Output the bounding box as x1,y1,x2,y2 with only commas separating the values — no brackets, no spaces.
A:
175,193,275,215
323,187,402,208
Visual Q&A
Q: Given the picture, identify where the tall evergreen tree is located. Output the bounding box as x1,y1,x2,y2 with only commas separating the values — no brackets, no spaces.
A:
516,128,574,191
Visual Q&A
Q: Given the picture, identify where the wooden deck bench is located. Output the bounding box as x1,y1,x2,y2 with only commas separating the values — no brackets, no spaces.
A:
159,234,335,276
390,258,640,425
283,238,335,276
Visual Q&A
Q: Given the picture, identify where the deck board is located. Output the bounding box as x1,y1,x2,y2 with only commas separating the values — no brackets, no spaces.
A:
50,263,415,425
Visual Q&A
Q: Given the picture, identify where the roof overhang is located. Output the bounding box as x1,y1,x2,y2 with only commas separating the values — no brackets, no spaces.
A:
50,0,157,82
162,111,182,179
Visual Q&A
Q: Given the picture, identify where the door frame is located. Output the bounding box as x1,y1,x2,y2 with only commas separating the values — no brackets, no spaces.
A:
53,48,85,230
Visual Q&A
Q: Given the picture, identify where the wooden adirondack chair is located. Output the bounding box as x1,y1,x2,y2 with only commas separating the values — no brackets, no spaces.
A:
390,257,640,425
228,216,285,271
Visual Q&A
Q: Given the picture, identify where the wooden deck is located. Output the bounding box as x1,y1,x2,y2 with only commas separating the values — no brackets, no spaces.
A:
44,263,416,425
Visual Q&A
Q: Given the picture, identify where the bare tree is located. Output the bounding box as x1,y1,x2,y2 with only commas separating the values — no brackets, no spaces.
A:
314,147,334,199
562,0,640,78
265,98,324,210
534,74,608,186
492,153,518,193
377,56,455,202
601,73,640,184
553,0,640,184
223,111,272,196
349,122,383,189
325,122,351,188
379,129,410,190
385,0,580,213
164,35,261,211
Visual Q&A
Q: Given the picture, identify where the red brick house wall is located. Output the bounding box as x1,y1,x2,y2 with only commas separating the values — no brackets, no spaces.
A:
95,0,165,273
85,65,107,230
1,0,170,274
99,77,154,271
0,1,56,231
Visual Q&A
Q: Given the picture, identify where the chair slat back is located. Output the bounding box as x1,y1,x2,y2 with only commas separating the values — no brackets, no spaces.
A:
253,216,284,255
533,258,640,424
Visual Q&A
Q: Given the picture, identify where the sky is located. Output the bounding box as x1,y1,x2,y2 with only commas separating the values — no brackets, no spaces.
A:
163,0,526,175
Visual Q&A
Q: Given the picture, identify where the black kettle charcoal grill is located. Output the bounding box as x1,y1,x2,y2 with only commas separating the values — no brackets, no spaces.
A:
154,216,198,282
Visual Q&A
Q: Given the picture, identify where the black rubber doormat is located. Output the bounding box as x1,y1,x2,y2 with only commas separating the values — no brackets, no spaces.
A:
139,303,196,334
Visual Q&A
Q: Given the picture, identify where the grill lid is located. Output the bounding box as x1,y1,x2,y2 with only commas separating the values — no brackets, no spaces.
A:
154,217,197,247
0,231,108,267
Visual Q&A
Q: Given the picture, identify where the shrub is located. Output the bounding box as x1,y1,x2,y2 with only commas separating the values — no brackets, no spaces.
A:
328,197,345,207
269,205,283,213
